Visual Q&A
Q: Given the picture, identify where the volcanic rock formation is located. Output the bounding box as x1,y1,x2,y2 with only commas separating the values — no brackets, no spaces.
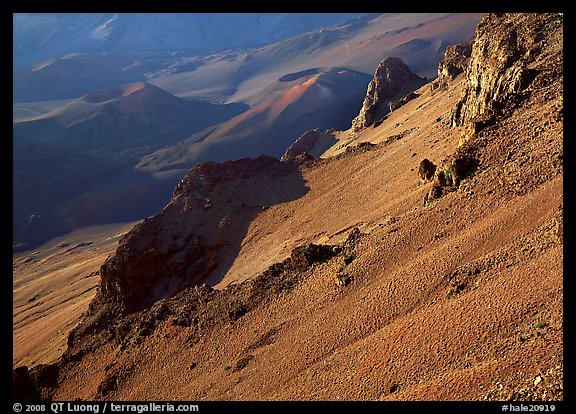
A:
426,12,562,205
418,158,437,184
98,155,308,313
451,13,561,137
351,57,427,131
436,39,473,84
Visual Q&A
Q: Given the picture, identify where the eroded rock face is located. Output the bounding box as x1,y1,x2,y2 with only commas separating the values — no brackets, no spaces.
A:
451,13,562,135
422,13,562,206
351,57,427,131
437,40,473,83
99,155,308,313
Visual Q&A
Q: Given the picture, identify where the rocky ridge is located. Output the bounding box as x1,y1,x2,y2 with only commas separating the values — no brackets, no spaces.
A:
451,13,562,138
435,39,473,87
96,155,308,314
425,12,563,206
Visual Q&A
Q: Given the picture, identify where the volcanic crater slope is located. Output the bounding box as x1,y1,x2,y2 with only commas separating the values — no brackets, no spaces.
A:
136,67,372,174
14,13,483,254
13,82,248,252
13,13,563,402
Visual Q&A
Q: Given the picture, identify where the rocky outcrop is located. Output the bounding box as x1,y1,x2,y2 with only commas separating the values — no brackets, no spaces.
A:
422,13,562,206
437,40,473,84
423,147,478,207
451,13,563,137
98,155,308,313
280,128,337,162
418,158,437,184
351,57,427,131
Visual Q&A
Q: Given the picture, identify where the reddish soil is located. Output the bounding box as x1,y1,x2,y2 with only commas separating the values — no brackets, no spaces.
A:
14,13,563,403
12,222,135,368
53,55,563,402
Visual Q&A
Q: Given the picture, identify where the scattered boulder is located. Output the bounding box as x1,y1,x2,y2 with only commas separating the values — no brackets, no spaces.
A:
338,142,377,158
418,158,437,184
424,152,478,206
335,272,353,287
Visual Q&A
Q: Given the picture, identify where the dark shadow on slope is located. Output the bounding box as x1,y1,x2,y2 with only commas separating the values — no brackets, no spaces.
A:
97,155,310,314
12,153,180,253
